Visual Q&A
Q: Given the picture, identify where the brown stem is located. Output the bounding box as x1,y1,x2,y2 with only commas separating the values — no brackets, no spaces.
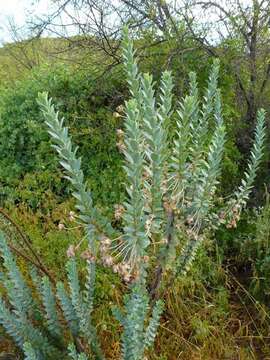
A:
0,208,55,284
149,208,174,301
8,243,55,284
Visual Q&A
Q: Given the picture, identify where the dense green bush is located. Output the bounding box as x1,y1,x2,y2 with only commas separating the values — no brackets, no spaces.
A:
0,63,124,211
217,193,270,302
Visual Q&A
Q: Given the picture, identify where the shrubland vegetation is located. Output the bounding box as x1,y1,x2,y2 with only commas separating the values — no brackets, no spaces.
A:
1,1,270,359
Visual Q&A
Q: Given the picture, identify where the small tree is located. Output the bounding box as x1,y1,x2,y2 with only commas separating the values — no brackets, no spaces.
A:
0,27,266,359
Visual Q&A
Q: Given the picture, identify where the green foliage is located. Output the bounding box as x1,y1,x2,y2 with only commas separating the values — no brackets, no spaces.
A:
56,281,79,336
0,231,100,359
68,343,88,360
37,92,115,237
0,233,33,315
41,276,62,338
23,342,39,360
0,233,60,359
0,63,124,212
120,286,150,359
144,300,164,349
0,27,267,360
224,109,266,227
113,285,163,359
223,193,270,301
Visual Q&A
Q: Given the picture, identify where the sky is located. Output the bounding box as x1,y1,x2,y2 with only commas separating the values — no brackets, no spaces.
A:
0,0,51,44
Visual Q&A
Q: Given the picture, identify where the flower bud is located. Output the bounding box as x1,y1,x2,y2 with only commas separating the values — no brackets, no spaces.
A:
113,112,121,118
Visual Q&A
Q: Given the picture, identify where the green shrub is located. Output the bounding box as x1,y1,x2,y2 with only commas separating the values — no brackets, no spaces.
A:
0,27,266,359
0,63,124,211
222,193,270,301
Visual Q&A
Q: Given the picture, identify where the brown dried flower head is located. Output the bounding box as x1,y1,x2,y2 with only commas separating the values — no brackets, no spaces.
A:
186,215,194,225
67,245,76,258
143,255,150,263
101,236,112,247
80,249,96,262
226,218,237,229
102,255,114,267
114,204,125,220
118,262,131,275
142,169,151,180
112,264,120,273
116,104,124,113
219,211,226,220
58,222,65,230
116,141,126,153
123,274,131,283
116,128,124,138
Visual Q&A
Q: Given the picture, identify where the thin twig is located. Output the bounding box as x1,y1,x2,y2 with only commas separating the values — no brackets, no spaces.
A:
0,208,55,284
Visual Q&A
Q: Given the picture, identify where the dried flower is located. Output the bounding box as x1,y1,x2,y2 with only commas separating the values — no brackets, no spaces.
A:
161,181,168,194
100,236,112,247
114,204,125,220
116,128,124,137
145,216,153,236
118,262,131,275
123,274,131,283
112,264,120,273
69,211,76,222
226,218,237,229
143,255,150,263
67,245,76,258
219,211,226,220
81,249,95,262
102,255,114,267
113,111,121,118
162,237,168,244
116,104,124,113
186,215,194,225
58,222,65,230
232,218,237,228
132,269,140,281
116,141,126,153
142,169,151,180
100,244,109,255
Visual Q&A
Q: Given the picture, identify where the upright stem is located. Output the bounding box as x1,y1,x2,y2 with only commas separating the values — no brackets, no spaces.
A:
149,208,174,302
